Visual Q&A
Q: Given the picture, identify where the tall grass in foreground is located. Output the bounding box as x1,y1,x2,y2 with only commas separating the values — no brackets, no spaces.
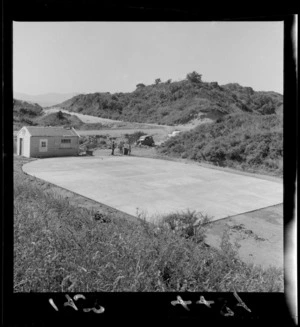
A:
14,168,283,292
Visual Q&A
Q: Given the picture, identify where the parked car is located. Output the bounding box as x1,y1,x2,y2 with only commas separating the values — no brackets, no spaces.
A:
136,135,155,146
168,130,181,138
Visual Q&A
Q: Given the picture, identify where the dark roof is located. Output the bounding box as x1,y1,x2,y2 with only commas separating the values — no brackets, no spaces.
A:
24,126,79,137
139,135,152,139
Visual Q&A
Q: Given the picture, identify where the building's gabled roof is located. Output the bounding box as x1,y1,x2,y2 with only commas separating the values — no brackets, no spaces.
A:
23,126,79,137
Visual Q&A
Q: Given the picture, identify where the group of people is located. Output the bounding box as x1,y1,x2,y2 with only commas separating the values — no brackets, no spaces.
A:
111,140,131,156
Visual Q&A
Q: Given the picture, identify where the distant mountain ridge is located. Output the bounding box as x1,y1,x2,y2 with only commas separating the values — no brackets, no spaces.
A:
55,76,283,126
14,92,81,107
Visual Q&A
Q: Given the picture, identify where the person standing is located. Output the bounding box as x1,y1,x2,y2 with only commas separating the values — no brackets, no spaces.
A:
111,141,116,155
123,142,129,155
118,141,124,154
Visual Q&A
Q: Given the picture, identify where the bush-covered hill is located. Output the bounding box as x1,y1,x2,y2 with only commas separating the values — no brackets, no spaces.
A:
34,110,84,128
57,74,283,125
13,100,108,131
13,99,44,130
13,102,84,130
158,113,283,176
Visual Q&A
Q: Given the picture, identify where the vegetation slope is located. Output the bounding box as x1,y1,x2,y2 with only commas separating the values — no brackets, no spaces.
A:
13,99,44,130
57,73,283,125
14,156,283,292
34,110,83,128
14,73,283,176
158,113,283,176
13,101,105,131
13,100,83,131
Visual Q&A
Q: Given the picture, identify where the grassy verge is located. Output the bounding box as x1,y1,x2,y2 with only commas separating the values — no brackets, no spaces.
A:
14,156,283,292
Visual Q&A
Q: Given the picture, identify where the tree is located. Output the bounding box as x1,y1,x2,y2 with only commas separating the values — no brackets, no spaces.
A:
136,83,146,89
155,78,161,85
56,111,64,119
166,79,172,84
186,71,202,84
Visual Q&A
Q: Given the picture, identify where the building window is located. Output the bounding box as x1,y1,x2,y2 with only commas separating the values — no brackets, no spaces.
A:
60,138,71,148
61,139,71,144
39,139,48,152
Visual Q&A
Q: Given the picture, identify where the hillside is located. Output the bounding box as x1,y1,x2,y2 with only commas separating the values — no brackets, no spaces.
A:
57,75,283,125
13,100,88,131
158,113,283,176
13,99,44,130
34,111,84,128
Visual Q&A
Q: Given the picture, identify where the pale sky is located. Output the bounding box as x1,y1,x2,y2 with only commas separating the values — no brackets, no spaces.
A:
13,21,283,95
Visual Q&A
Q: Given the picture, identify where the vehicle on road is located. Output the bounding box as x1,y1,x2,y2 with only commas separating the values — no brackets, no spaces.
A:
168,130,181,138
136,135,155,146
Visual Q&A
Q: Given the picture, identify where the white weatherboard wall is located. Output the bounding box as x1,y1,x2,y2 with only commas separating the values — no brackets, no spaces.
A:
16,127,31,157
16,126,79,158
30,136,79,158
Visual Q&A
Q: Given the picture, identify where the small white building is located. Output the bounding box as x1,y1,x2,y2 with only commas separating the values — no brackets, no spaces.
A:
16,126,80,158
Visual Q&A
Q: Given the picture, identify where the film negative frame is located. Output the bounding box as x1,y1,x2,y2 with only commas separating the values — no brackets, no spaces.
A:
2,5,297,326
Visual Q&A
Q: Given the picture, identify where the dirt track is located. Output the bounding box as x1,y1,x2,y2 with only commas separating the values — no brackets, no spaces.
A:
44,107,177,129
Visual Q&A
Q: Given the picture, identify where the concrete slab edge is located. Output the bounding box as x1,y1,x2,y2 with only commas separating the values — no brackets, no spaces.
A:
203,203,283,226
21,166,142,225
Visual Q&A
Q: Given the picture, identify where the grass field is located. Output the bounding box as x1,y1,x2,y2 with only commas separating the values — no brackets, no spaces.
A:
14,156,283,292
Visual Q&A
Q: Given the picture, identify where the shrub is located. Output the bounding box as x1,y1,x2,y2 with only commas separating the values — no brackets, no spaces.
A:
181,152,188,159
124,131,147,144
56,111,64,119
158,113,283,176
186,71,202,84
172,144,185,153
159,210,210,243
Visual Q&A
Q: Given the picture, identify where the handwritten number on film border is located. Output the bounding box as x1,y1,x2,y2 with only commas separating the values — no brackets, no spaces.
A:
171,296,192,311
48,291,251,316
49,294,105,314
171,292,251,316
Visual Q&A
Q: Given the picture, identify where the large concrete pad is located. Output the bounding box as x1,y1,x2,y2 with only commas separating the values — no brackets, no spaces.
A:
22,156,283,222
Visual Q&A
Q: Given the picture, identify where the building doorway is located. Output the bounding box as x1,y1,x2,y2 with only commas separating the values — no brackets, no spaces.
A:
19,138,23,156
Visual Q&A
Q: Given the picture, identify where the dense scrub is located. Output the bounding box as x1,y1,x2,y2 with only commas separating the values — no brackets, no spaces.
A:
13,105,107,131
13,101,84,131
14,76,283,132
14,157,283,292
158,113,283,176
123,131,147,144
34,111,84,128
13,99,44,130
57,77,283,125
79,134,113,150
